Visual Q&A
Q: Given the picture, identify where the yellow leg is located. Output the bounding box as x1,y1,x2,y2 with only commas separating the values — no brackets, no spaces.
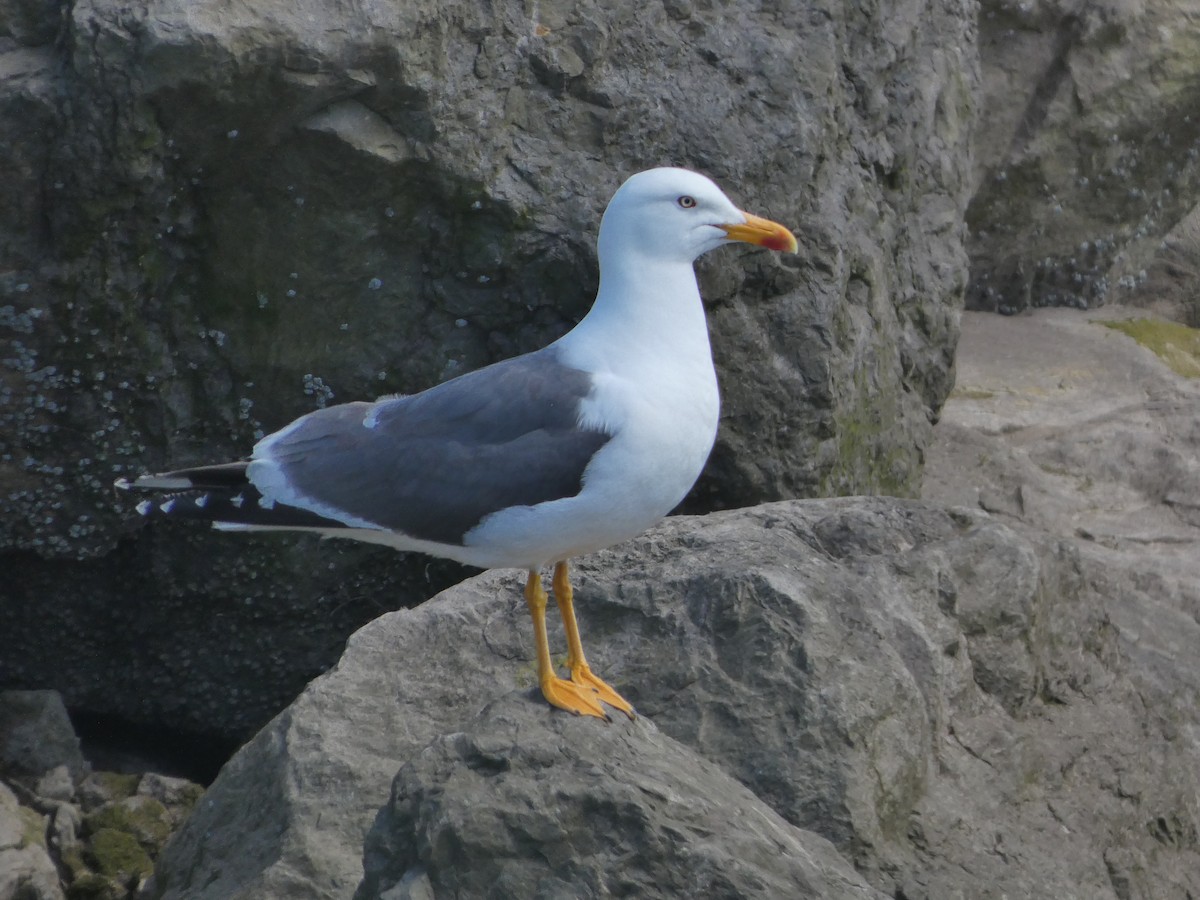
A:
552,561,635,719
524,569,608,719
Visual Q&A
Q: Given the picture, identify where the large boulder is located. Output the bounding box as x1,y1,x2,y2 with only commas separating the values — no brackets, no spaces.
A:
1,0,975,744
147,499,1200,899
356,699,885,900
969,0,1200,318
0,691,85,781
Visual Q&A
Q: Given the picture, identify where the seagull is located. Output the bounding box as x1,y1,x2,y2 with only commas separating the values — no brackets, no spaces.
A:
117,167,797,720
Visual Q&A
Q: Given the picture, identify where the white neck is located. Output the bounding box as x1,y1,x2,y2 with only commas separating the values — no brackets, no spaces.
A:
556,251,713,375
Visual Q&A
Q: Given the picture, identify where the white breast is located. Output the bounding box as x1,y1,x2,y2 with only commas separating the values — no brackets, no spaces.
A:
461,312,719,569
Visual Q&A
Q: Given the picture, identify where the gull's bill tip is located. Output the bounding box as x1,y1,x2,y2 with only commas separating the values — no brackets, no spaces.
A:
720,211,798,254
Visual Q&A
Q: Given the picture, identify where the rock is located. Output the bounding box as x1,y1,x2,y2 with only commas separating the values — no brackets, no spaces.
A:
0,691,85,781
135,774,203,815
85,826,153,883
57,780,193,899
148,499,1200,899
969,0,1200,314
1126,200,1200,326
357,697,884,900
0,782,64,900
76,772,139,815
48,802,81,863
0,0,61,47
920,306,1200,896
84,796,173,850
2,0,974,745
923,307,1200,583
34,766,74,804
0,696,205,900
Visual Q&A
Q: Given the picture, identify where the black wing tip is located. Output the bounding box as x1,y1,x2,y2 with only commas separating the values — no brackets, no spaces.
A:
128,484,349,530
116,461,251,494
132,489,236,522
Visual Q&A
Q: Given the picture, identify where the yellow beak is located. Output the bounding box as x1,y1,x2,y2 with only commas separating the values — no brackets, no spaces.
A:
720,211,798,253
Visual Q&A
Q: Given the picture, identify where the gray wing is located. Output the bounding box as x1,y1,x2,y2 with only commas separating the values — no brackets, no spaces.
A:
260,347,611,545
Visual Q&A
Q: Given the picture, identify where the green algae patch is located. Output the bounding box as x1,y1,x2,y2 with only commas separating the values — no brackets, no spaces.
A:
85,827,153,880
85,796,172,847
1099,318,1200,377
66,872,121,900
19,805,46,848
90,772,140,802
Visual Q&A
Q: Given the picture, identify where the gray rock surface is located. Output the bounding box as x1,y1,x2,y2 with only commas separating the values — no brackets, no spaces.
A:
0,691,85,780
1,0,974,743
924,307,1200,581
148,499,1200,899
969,0,1200,316
1134,201,1200,326
0,781,64,900
358,698,884,900
922,306,1200,897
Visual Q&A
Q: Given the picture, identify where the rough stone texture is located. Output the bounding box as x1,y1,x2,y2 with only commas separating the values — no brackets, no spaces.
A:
357,699,884,900
147,499,1200,900
922,306,1200,898
968,0,1200,316
0,691,85,780
1,0,975,746
1135,201,1200,326
0,782,64,900
924,307,1200,583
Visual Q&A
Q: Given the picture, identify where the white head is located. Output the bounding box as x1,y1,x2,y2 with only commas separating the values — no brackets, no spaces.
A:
597,167,797,267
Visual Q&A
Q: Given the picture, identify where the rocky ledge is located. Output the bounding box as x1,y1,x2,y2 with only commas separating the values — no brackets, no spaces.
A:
143,496,1198,899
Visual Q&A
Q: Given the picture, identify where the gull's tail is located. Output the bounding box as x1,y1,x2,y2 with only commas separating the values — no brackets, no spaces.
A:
115,463,343,529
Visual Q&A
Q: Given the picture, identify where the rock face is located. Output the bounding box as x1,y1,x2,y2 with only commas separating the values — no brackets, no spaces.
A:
1,0,975,745
923,307,1200,897
147,499,1200,899
358,700,884,900
969,0,1200,318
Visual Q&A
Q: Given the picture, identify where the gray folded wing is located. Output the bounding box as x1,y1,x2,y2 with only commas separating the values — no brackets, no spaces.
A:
259,348,611,545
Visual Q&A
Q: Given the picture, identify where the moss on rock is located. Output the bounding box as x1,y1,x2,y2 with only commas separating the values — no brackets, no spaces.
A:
85,796,172,847
85,826,153,881
1099,318,1200,377
18,805,46,848
66,871,124,900
89,772,140,804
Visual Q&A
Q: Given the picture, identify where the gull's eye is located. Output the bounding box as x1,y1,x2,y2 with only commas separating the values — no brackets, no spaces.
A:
677,195,697,209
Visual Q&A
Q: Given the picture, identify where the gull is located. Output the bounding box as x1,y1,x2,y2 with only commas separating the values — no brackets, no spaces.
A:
117,167,797,719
